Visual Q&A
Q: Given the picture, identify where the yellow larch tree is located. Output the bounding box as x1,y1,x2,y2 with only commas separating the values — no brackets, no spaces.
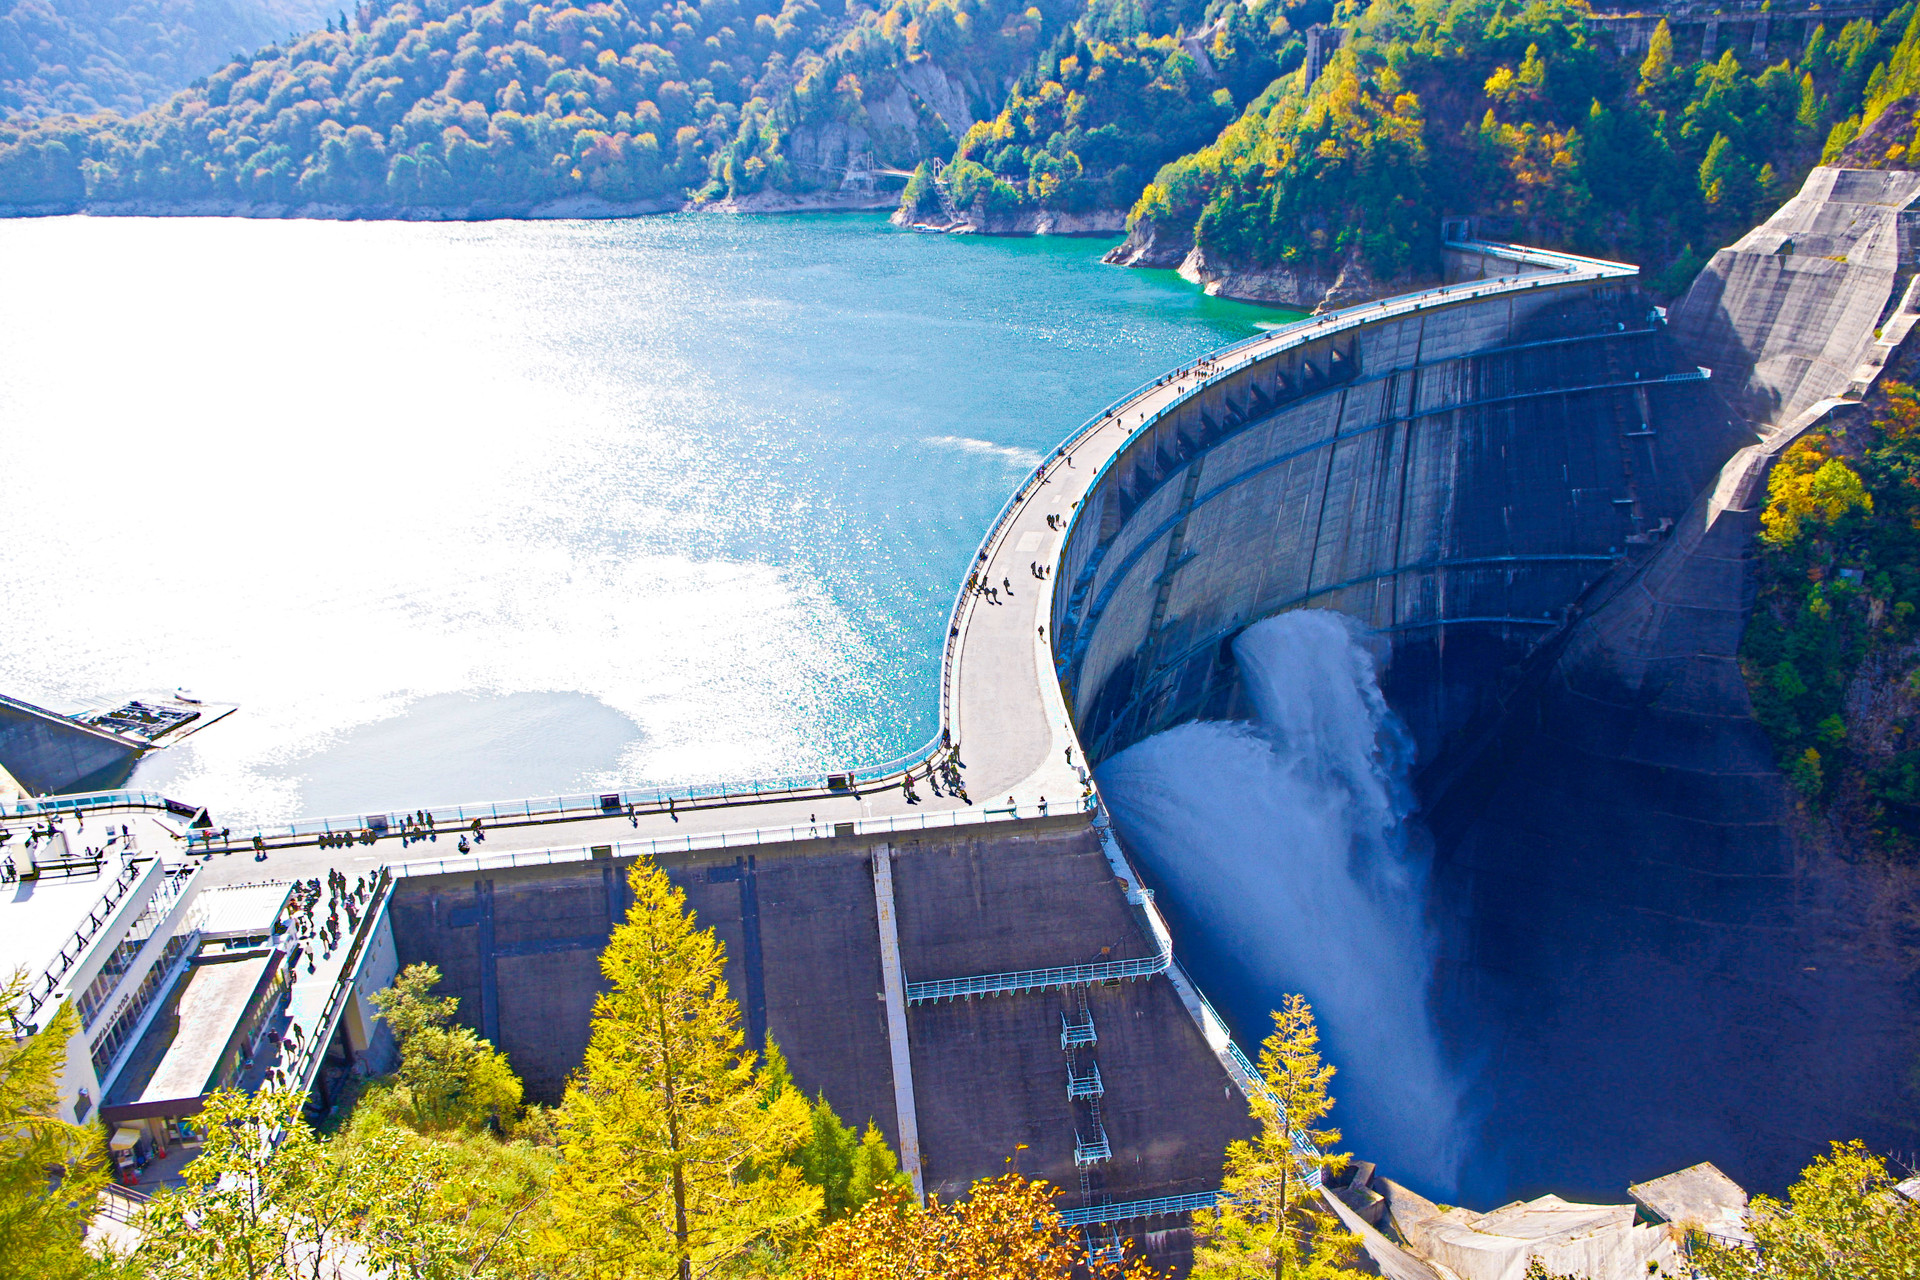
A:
1191,994,1368,1280
540,858,818,1280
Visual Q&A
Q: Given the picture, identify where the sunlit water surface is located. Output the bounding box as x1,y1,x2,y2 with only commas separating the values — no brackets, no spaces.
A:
0,213,1289,824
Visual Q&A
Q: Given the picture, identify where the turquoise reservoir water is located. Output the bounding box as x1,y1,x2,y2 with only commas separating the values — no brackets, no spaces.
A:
0,213,1292,824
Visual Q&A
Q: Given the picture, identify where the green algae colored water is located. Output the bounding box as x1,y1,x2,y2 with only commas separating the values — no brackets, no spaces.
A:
0,212,1295,825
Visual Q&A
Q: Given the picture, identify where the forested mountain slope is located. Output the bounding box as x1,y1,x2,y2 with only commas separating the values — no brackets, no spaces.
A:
2,0,333,118
1105,0,1917,303
5,0,1920,305
0,0,1316,213
0,0,1081,210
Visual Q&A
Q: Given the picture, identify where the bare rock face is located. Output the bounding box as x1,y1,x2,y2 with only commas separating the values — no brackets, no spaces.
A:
1101,216,1192,267
701,189,896,214
967,205,1126,235
1172,244,1415,309
894,203,1127,235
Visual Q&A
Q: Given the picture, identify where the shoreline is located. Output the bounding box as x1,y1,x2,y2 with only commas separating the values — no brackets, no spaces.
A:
0,188,904,223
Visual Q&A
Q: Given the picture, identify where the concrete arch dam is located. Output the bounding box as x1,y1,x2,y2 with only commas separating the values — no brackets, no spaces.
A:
50,187,1918,1259
1053,215,1920,1201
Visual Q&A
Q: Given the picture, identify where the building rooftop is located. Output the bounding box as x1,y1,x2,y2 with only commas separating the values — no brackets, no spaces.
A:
104,950,280,1118
192,880,292,940
0,858,159,1031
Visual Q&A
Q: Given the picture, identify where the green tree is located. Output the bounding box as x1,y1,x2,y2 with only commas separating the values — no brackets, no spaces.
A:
140,1087,537,1280
0,971,111,1280
846,1122,909,1212
1191,995,1366,1280
371,964,524,1133
541,858,818,1280
1696,1140,1920,1279
788,1096,908,1222
136,1089,342,1280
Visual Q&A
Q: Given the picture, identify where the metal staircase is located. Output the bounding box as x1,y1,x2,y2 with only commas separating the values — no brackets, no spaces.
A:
930,158,963,223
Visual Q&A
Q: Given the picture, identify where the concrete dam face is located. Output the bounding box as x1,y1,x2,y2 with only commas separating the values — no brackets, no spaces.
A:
1054,246,1920,1203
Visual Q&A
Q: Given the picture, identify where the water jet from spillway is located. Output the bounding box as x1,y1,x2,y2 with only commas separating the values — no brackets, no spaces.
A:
1098,609,1463,1193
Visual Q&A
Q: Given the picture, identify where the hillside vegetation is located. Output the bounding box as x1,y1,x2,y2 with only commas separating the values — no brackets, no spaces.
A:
0,0,1080,209
1111,0,1915,296
2,0,332,118
7,0,1920,295
901,0,1315,226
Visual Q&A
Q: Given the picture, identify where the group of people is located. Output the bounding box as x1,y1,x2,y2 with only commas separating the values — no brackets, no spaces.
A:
899,744,969,806
288,867,375,972
967,570,1008,606
1028,560,1050,580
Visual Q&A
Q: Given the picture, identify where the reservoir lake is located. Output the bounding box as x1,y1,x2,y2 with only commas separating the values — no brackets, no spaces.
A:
0,212,1293,825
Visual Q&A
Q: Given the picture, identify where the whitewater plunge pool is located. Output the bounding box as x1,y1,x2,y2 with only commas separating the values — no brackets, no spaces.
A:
0,212,1295,827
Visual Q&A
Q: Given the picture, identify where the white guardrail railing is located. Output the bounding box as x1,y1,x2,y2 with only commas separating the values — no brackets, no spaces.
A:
384,795,1094,879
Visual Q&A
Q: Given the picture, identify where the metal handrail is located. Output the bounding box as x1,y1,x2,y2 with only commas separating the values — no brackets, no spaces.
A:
1067,1062,1104,1099
1060,1190,1221,1227
383,797,1090,880
906,941,1170,1004
16,859,150,1028
1074,1130,1112,1166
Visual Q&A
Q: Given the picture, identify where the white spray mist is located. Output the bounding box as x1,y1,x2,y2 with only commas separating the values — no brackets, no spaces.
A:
1097,609,1462,1191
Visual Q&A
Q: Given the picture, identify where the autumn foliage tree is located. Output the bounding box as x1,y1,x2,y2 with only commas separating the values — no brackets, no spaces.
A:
802,1173,1157,1279
1696,1140,1920,1280
540,858,819,1280
1191,994,1367,1280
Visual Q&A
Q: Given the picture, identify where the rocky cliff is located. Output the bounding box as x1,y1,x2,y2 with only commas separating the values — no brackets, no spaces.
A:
1421,166,1920,1199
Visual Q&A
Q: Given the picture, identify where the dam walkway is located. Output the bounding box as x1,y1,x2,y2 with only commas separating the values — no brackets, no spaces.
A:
21,237,1636,899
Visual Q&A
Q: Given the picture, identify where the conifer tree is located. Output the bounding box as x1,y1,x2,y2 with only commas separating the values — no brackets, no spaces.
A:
1191,995,1367,1280
0,973,110,1280
1639,20,1676,98
542,859,818,1280
846,1122,909,1211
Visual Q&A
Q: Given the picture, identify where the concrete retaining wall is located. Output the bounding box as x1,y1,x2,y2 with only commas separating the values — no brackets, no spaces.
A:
386,816,1252,1223
1672,166,1920,428
0,694,142,796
